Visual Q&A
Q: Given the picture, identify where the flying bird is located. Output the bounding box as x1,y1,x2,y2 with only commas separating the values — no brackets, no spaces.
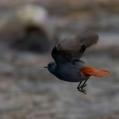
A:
45,32,110,94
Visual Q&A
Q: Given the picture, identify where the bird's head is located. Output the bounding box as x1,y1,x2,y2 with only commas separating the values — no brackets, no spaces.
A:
44,62,56,74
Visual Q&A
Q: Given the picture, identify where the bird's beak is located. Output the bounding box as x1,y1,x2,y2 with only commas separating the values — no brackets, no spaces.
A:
44,66,48,68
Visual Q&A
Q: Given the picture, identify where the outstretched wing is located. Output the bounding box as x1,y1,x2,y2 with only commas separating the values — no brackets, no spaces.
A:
51,46,68,65
51,32,99,65
56,31,99,59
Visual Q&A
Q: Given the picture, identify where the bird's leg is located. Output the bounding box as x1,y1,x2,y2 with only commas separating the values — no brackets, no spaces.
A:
80,79,88,94
77,83,80,91
77,79,88,94
81,79,88,89
77,80,85,93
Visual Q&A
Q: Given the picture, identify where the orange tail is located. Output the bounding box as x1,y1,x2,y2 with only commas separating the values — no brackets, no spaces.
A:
80,66,110,77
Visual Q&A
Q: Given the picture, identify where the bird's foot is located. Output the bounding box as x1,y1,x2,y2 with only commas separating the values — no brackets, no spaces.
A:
82,83,87,88
80,85,87,94
77,86,87,94
77,83,87,94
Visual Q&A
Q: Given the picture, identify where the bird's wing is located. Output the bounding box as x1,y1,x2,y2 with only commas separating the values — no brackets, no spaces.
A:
51,46,68,65
56,32,99,59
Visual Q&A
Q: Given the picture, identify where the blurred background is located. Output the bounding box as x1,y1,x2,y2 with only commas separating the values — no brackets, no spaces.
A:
0,0,118,119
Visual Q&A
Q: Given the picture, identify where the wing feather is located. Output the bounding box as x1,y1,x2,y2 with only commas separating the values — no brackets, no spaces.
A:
51,32,99,64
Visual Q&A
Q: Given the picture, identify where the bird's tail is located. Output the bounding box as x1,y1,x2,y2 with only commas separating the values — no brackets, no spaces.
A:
80,66,110,77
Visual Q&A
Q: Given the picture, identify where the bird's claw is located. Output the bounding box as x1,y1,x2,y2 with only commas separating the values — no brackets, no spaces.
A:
77,83,87,94
77,86,87,94
80,86,87,94
81,89,86,94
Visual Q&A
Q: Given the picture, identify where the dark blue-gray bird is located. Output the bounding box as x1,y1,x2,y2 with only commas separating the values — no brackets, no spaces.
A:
45,32,110,94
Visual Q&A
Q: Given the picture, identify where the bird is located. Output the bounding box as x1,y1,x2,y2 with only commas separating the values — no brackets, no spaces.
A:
45,32,110,94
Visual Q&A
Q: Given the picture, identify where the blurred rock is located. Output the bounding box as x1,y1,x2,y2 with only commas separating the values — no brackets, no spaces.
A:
0,5,54,53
